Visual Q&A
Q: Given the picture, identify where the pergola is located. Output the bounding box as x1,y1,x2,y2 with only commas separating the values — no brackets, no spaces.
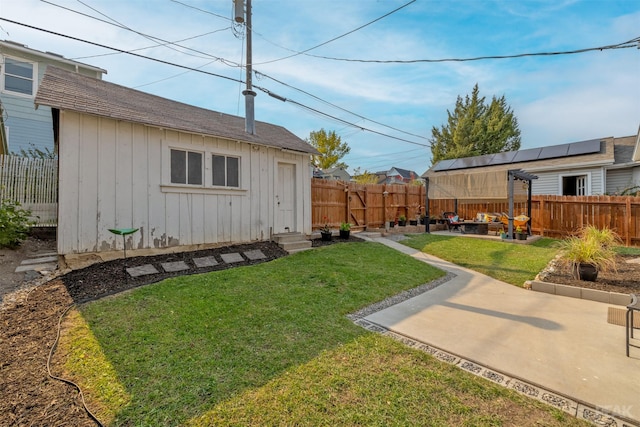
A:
423,168,538,238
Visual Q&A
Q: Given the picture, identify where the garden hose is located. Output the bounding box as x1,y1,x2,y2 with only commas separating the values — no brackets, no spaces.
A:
47,303,104,427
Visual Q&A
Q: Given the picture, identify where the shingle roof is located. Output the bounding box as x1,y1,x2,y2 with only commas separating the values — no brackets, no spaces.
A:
35,66,318,154
612,135,637,165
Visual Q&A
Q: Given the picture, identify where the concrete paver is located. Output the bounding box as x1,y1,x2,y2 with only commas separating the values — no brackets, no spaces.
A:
221,253,244,264
360,236,640,425
126,264,159,277
193,256,219,268
160,261,190,272
244,249,266,260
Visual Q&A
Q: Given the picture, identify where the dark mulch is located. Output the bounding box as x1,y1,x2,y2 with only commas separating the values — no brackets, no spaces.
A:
0,237,359,427
540,254,640,295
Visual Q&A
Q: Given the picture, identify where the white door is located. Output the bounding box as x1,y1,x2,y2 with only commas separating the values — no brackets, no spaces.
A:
576,176,586,196
275,163,296,233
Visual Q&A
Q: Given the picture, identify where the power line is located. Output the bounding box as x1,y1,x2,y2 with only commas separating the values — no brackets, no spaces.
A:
0,17,429,148
41,0,238,64
302,36,640,63
40,0,426,141
252,0,417,66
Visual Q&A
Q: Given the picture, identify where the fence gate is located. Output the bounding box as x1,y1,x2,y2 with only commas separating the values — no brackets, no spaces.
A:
0,155,58,226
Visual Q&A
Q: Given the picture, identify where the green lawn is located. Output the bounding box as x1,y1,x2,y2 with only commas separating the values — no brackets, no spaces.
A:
401,234,559,286
61,241,587,426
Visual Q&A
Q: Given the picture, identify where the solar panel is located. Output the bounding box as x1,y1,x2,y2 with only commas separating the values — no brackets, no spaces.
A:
538,143,569,160
488,151,517,166
512,147,541,162
432,158,457,172
568,139,601,156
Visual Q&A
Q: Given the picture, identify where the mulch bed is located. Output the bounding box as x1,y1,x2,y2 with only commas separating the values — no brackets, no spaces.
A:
0,238,359,426
540,254,640,296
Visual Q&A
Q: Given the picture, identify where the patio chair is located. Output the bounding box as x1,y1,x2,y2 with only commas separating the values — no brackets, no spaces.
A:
443,211,462,232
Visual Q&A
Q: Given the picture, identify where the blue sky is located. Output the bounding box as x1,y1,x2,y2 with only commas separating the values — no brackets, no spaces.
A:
2,0,639,175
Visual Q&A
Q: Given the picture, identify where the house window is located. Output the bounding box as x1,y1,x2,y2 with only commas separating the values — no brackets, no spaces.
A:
2,57,35,96
171,149,203,185
212,154,240,187
562,175,587,196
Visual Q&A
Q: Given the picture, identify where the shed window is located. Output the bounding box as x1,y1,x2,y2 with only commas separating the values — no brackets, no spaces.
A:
212,154,240,187
171,149,203,185
562,175,587,196
2,57,35,96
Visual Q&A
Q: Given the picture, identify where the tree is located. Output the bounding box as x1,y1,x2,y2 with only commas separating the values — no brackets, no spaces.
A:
351,167,378,184
430,84,521,165
307,129,350,170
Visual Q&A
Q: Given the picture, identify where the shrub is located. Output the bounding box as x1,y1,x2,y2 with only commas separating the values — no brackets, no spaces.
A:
0,199,35,247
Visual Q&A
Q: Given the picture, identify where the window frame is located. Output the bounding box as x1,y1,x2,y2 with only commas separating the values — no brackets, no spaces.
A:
161,140,247,194
1,55,37,98
212,154,241,188
170,148,204,186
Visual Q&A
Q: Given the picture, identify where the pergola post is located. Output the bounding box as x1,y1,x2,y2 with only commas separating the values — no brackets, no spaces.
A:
424,177,430,233
508,171,515,238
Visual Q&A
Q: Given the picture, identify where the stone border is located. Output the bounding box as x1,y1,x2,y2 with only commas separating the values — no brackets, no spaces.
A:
526,280,633,306
351,317,639,426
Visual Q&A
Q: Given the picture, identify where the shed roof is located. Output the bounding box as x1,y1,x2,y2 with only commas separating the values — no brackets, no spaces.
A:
35,66,318,154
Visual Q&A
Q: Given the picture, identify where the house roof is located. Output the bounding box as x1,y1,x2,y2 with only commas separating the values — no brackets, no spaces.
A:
389,167,418,179
0,40,107,74
34,66,318,155
612,135,637,165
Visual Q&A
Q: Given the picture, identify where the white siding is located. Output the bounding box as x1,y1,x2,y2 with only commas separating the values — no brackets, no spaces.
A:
57,111,312,254
606,169,634,195
528,167,605,196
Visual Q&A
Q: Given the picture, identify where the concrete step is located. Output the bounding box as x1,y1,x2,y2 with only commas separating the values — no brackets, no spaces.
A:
272,232,305,244
15,263,57,273
279,240,312,251
20,256,58,265
287,247,313,255
27,251,57,258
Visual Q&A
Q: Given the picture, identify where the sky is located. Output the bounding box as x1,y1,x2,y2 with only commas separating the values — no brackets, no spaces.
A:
1,0,639,175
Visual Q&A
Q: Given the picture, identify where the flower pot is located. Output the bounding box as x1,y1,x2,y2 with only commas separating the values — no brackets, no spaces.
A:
321,231,332,241
500,232,508,239
389,221,395,228
575,263,598,282
515,233,527,240
398,220,406,227
339,229,350,239
409,220,418,226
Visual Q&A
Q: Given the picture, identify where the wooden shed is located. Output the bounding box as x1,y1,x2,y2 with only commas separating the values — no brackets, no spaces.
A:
35,66,317,265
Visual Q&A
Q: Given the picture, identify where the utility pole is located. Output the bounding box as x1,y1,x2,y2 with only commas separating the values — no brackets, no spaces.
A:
234,0,256,135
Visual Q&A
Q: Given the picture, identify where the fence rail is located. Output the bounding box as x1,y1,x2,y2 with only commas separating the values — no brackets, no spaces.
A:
0,155,58,226
311,179,640,246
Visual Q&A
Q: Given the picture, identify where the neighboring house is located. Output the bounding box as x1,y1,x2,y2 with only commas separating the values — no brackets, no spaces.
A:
35,66,317,261
0,40,106,154
313,167,351,181
375,167,420,185
423,129,640,197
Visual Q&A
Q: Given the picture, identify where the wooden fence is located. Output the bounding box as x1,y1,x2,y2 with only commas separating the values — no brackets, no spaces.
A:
0,155,58,226
311,179,640,246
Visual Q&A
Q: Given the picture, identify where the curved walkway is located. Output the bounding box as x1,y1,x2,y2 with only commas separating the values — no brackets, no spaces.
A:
355,235,640,426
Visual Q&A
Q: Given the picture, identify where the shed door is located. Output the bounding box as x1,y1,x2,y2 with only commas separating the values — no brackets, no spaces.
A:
275,163,296,233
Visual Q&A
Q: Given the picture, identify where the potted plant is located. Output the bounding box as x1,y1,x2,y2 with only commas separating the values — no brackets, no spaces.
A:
499,227,507,239
556,226,619,281
320,217,332,241
339,222,351,239
515,226,527,240
408,204,421,225
398,215,407,227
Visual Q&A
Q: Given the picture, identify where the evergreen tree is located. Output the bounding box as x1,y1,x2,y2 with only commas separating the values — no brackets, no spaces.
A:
430,84,521,164
307,129,350,170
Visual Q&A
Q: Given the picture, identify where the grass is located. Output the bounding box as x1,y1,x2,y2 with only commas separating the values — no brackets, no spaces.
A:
60,241,588,426
401,234,559,286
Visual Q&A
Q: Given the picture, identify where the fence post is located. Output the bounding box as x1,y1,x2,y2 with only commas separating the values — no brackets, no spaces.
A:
626,197,632,247
345,183,350,225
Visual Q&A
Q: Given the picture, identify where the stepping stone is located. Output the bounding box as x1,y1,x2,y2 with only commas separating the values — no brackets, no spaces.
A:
28,252,57,258
220,252,244,264
126,264,159,277
244,249,266,260
193,256,219,268
161,261,190,272
20,256,58,265
23,270,42,281
15,263,56,273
